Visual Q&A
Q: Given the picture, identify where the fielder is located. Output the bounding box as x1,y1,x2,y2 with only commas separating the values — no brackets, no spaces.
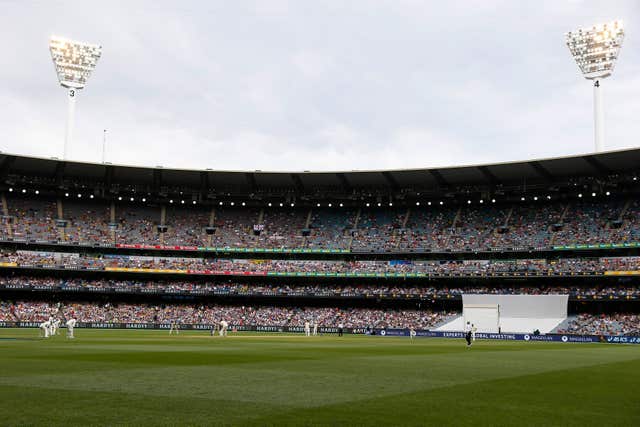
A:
169,320,180,335
40,320,51,338
52,318,61,336
312,321,318,336
304,320,311,337
409,327,416,342
219,320,228,337
66,318,77,339
471,324,477,342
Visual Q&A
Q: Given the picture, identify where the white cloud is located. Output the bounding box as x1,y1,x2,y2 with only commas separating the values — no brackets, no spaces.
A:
0,0,638,171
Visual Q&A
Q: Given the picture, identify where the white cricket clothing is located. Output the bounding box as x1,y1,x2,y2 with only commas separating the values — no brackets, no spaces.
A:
219,320,229,336
66,319,77,338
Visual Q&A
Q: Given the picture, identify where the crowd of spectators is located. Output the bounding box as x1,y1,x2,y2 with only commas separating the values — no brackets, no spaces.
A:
0,300,454,329
1,299,637,335
4,198,58,242
557,313,640,336
1,276,639,300
2,197,639,251
63,201,112,245
114,206,161,245
1,251,639,276
163,207,210,246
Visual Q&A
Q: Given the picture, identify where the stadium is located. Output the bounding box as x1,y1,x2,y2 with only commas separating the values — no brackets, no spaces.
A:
1,3,639,427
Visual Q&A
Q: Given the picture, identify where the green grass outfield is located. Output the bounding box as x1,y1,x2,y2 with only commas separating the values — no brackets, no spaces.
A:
0,329,638,426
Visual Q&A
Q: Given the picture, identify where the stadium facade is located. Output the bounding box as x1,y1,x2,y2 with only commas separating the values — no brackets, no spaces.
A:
0,148,638,337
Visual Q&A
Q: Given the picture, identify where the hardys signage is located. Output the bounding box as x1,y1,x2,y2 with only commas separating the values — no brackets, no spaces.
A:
0,322,637,344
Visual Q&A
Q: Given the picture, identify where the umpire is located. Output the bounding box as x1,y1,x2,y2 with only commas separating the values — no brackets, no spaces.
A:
464,321,472,347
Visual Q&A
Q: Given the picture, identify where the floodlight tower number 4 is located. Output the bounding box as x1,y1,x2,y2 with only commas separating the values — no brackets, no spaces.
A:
566,21,624,153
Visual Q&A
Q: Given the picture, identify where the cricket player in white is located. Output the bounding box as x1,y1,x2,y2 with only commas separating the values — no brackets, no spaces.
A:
48,316,56,336
66,318,77,339
52,319,61,336
169,320,180,335
219,320,228,337
312,321,318,336
40,320,51,338
471,324,477,342
409,327,416,342
304,320,311,337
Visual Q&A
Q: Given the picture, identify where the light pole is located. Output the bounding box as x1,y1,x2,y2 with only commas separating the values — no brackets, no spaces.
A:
49,36,102,160
102,129,107,163
565,21,624,153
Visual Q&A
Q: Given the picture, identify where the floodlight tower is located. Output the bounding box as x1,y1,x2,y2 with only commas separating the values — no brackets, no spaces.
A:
49,36,102,160
566,21,624,153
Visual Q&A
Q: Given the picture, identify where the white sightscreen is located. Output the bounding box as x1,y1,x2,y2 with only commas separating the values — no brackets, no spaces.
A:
462,294,569,333
462,294,568,318
463,304,499,333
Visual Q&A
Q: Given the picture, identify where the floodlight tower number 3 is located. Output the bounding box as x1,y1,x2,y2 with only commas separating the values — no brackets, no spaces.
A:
49,37,102,160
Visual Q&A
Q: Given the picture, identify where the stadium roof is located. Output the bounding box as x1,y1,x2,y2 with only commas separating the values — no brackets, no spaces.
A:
1,147,639,194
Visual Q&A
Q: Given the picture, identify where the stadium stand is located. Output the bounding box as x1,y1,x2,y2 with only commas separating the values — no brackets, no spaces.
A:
0,149,638,337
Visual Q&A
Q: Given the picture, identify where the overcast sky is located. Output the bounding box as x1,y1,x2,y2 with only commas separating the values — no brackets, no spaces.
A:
0,0,638,171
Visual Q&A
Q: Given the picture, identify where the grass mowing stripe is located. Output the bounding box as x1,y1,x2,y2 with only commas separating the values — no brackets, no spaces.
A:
244,359,640,427
0,384,289,426
0,329,638,426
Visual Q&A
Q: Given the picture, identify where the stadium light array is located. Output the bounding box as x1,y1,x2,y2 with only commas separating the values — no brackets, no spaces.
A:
566,21,624,152
49,36,102,160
